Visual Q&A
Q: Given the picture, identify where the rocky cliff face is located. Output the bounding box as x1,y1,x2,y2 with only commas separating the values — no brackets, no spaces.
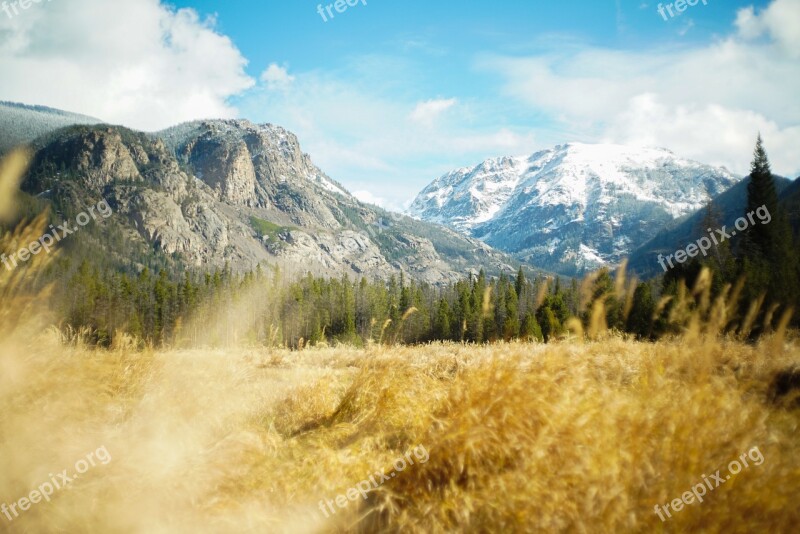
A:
161,120,347,229
19,119,518,284
36,128,146,188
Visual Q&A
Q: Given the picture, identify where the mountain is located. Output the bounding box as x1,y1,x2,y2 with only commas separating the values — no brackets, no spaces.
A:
409,143,741,276
0,101,102,154
14,116,521,284
627,174,796,277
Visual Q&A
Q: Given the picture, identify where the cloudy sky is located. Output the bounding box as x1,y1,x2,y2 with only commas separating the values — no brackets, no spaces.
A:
0,0,797,210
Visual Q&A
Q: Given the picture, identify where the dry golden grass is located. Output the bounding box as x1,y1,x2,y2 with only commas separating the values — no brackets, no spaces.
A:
2,145,799,534
0,338,799,533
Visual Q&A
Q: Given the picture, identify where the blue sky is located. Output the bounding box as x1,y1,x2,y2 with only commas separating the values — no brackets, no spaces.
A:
171,0,764,69
0,0,797,210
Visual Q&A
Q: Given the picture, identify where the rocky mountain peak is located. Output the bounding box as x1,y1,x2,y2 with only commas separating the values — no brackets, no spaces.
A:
410,142,741,275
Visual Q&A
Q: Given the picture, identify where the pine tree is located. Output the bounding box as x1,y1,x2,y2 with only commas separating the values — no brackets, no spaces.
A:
467,270,487,342
627,282,655,339
434,299,452,340
740,134,798,313
503,286,520,341
521,312,543,342
515,266,526,301
744,134,779,255
537,306,560,343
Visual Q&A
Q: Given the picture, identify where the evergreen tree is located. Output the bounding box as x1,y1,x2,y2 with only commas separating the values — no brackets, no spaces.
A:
515,266,526,301
521,312,543,342
627,282,655,339
434,299,452,340
537,306,560,343
740,135,798,313
744,134,779,255
467,270,486,342
503,286,520,341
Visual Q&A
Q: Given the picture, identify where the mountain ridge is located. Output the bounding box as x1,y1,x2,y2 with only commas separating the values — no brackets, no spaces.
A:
410,142,741,276
2,104,524,285
0,101,103,154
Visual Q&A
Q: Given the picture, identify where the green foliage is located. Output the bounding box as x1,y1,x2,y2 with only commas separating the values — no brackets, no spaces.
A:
249,216,294,244
43,255,585,347
627,282,655,339
521,312,543,342
537,307,561,342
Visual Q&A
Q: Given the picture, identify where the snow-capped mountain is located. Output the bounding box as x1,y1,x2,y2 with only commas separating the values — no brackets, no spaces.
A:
409,143,741,275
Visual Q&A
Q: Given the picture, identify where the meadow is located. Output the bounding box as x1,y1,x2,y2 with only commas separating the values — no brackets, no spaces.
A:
1,327,799,532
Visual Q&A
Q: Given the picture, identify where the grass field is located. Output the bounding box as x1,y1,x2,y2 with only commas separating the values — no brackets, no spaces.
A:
1,335,799,533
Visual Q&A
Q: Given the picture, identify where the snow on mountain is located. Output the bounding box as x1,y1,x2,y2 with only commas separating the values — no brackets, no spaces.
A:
414,155,530,230
409,143,741,275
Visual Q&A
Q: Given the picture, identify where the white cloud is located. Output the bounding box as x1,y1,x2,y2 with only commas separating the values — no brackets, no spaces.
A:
239,70,537,206
735,6,765,39
735,0,800,57
482,0,800,177
603,93,800,175
260,63,295,91
409,98,457,126
0,0,254,131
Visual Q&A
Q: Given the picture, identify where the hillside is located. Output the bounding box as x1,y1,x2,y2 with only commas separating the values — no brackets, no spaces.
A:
0,101,102,154
627,175,795,277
